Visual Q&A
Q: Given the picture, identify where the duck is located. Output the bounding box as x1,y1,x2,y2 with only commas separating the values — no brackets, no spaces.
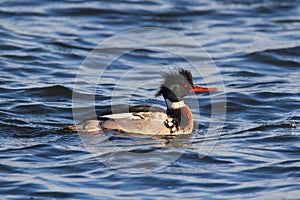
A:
64,68,217,135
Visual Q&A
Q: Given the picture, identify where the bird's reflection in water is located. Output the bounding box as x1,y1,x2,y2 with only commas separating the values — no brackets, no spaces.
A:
79,130,197,172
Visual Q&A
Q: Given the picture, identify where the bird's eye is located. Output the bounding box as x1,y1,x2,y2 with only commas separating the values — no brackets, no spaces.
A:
183,84,189,88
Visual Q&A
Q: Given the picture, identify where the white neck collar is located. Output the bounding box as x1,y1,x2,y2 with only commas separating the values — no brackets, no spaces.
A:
165,99,185,109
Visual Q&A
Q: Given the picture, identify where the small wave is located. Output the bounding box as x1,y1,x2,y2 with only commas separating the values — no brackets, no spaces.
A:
233,121,297,135
242,46,300,68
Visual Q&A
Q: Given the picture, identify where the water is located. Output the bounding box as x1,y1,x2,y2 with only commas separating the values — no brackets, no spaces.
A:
1,0,300,199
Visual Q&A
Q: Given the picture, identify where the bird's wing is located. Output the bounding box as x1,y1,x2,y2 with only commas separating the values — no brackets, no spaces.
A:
101,111,168,135
97,104,165,119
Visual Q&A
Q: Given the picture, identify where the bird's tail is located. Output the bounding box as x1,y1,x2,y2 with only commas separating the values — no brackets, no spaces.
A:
61,120,102,133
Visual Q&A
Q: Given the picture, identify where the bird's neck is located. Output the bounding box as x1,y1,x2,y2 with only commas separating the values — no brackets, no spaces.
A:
165,99,185,110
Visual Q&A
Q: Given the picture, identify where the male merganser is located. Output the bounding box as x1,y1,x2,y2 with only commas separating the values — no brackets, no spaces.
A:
64,68,217,135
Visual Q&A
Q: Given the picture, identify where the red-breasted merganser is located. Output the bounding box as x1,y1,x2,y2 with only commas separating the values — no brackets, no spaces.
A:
64,68,217,135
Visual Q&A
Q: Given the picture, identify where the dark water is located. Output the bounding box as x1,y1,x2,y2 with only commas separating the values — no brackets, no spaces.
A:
1,0,300,199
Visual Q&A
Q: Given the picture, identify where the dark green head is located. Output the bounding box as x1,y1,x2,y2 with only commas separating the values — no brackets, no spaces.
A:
155,68,217,102
155,68,194,102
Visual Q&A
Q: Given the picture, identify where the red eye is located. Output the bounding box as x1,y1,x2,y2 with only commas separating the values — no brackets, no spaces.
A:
183,84,188,88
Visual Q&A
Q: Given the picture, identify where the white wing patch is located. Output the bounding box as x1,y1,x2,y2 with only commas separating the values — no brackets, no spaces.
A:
100,113,145,120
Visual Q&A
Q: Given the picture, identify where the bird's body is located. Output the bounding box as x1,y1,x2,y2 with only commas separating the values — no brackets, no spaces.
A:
64,68,216,135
